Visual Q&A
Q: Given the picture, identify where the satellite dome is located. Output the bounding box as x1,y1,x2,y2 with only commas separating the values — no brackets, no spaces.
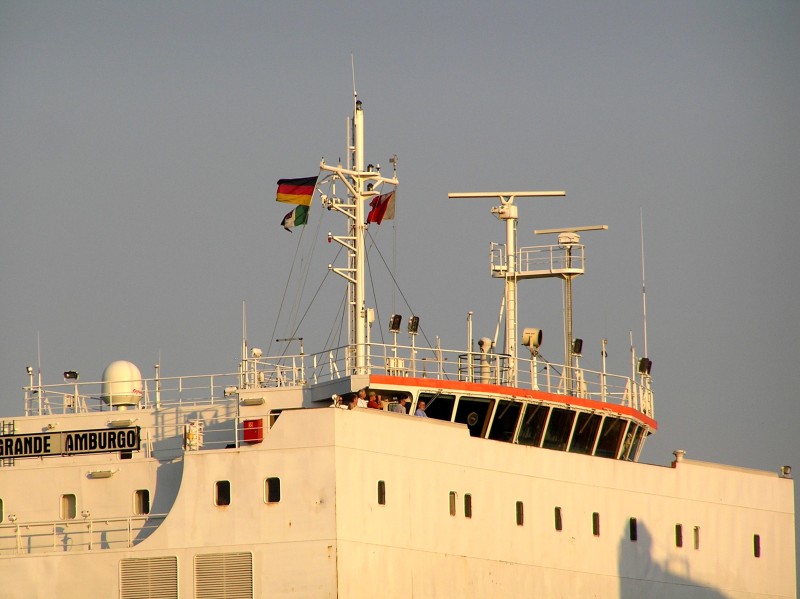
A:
101,360,144,407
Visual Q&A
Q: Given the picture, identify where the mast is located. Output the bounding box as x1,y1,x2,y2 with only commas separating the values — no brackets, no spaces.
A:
321,98,398,375
534,225,607,394
352,100,367,373
447,192,566,386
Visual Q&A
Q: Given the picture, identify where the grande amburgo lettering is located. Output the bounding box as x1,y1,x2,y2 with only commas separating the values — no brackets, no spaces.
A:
0,427,140,458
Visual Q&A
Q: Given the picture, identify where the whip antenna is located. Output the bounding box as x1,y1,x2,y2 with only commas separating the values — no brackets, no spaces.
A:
640,207,648,359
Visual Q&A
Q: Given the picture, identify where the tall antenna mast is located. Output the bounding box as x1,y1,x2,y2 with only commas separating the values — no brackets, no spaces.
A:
448,191,566,386
534,224,607,395
321,97,398,375
640,207,648,359
351,54,357,101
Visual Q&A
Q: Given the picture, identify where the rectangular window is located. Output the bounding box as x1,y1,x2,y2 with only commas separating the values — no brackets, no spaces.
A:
518,404,548,447
60,494,77,520
134,489,151,515
569,413,602,455
753,534,761,558
592,512,600,536
454,396,495,438
675,524,683,548
377,480,386,505
629,517,638,541
595,417,627,459
215,480,231,506
265,477,281,503
488,400,523,442
449,491,456,516
419,392,456,422
464,494,472,518
515,501,524,526
554,506,563,531
626,426,646,461
0,498,3,523
693,526,700,550
542,408,576,451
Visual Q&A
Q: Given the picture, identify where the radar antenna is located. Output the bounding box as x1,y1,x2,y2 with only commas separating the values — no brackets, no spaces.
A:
534,225,607,395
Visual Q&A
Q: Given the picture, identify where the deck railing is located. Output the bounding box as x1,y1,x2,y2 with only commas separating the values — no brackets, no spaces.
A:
0,514,165,556
22,342,653,418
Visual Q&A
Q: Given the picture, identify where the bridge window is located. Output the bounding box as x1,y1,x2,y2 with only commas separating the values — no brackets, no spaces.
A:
518,404,548,446
0,498,3,522
592,512,600,536
675,523,683,548
626,426,646,461
488,400,522,442
134,489,151,515
264,477,281,503
464,494,472,518
753,534,761,558
419,393,455,422
215,481,231,506
515,501,524,526
595,417,627,458
455,396,495,437
620,424,637,460
60,494,76,520
569,413,602,454
377,480,386,505
693,526,700,550
449,491,456,516
543,408,575,451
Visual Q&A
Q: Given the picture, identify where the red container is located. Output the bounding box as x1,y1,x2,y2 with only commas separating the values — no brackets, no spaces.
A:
243,418,263,443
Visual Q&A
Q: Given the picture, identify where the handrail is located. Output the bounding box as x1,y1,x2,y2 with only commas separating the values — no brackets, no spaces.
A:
21,342,653,419
0,514,166,556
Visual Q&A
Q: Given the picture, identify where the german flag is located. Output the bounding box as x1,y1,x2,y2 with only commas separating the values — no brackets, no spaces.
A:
276,176,317,206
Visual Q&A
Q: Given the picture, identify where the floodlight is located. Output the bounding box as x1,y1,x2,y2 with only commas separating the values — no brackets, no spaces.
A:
572,339,583,356
64,371,79,380
638,357,653,375
389,314,402,333
521,328,542,349
407,316,420,334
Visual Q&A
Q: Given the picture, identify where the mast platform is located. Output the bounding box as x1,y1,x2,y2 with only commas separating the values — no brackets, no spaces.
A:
491,243,585,280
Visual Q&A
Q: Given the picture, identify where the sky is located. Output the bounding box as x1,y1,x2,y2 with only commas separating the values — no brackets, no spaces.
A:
1,0,798,574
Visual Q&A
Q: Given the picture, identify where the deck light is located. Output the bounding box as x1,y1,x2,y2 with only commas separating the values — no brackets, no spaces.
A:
389,314,402,333
638,357,653,375
522,328,543,350
63,371,79,380
572,339,583,356
407,316,419,334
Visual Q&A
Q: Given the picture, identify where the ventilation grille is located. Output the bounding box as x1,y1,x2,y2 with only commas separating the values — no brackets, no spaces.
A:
120,556,178,599
195,551,253,599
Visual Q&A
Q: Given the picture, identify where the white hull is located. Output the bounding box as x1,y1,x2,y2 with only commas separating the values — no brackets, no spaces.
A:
1,402,795,598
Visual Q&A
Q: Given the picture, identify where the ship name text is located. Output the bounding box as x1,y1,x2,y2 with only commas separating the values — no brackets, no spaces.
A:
0,427,140,458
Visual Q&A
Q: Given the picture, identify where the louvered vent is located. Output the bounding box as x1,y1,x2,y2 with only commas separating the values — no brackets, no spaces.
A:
120,556,178,599
195,551,253,599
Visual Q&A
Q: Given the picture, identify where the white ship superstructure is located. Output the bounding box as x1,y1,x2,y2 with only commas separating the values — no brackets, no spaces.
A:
0,98,795,598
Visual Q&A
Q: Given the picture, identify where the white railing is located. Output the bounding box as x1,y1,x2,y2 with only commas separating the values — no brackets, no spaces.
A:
22,342,653,419
491,243,586,277
0,514,165,556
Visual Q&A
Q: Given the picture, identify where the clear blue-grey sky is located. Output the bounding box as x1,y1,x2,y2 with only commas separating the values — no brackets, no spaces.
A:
1,0,798,573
